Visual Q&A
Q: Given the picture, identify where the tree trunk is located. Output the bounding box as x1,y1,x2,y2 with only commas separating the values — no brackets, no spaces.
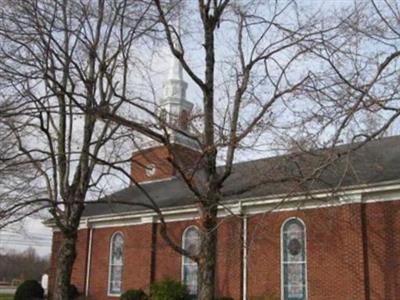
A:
53,230,78,300
198,204,218,300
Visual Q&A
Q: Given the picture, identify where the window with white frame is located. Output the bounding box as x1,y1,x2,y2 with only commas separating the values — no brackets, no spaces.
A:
108,232,124,295
182,226,200,297
282,218,307,300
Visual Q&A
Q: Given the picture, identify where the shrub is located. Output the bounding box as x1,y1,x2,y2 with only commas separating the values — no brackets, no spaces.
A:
14,280,44,300
149,278,190,300
68,284,80,299
120,289,148,300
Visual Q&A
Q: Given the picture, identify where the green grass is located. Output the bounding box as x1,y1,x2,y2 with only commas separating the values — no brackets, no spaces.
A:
0,294,13,300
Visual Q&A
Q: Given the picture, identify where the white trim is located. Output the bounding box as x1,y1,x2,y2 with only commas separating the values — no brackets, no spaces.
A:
135,176,178,186
242,216,248,300
132,138,201,157
132,140,163,152
77,184,400,229
85,225,93,297
107,231,124,297
181,225,200,296
83,209,199,229
363,189,400,202
280,217,308,300
141,216,155,223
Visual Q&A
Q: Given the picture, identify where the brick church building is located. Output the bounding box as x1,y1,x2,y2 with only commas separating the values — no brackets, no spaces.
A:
48,46,400,300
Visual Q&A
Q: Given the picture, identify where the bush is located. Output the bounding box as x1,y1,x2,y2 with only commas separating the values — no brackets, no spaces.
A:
120,289,148,300
14,280,44,300
68,284,80,299
215,297,234,300
149,278,190,300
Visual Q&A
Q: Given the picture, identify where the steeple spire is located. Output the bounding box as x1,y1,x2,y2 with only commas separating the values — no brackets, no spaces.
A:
159,8,193,133
166,12,184,83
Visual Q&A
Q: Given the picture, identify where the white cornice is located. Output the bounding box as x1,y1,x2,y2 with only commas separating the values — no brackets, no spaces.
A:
135,176,178,186
47,179,400,230
132,135,201,156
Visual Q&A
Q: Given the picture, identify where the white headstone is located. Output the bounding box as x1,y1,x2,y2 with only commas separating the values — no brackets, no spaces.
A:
41,273,48,295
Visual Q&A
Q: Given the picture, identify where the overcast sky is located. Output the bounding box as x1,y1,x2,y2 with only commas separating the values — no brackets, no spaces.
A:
0,0,386,259
0,217,52,257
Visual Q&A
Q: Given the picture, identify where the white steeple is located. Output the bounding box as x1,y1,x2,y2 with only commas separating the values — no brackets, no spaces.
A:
159,13,193,132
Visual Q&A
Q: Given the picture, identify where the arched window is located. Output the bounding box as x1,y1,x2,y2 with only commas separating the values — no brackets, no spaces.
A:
281,218,307,300
182,226,200,297
108,232,124,295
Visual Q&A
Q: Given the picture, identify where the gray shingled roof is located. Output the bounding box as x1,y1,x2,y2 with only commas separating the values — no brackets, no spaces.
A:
83,135,400,217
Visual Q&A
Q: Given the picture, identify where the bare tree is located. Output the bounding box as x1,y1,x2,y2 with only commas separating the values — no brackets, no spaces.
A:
1,1,398,300
93,1,355,299
307,0,400,143
0,1,156,299
94,1,400,299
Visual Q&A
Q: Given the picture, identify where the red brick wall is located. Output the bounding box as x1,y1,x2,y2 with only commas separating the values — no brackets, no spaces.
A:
131,146,175,183
62,218,242,299
246,200,400,300
153,220,191,283
49,200,400,300
48,231,61,299
365,201,400,300
152,218,242,299
71,229,90,293
47,229,89,299
86,224,153,300
215,217,242,299
131,145,201,183
247,204,366,300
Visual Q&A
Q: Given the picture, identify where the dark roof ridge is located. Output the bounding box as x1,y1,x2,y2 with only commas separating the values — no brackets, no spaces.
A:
226,134,400,169
82,134,400,217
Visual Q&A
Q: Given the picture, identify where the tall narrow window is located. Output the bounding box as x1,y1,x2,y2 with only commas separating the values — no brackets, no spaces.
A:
108,232,124,295
182,226,200,298
282,218,307,300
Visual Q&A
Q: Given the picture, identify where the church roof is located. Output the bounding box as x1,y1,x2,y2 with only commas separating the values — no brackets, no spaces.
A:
83,135,400,217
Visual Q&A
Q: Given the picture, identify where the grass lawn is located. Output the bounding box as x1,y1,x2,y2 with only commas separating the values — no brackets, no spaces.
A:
0,295,13,300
